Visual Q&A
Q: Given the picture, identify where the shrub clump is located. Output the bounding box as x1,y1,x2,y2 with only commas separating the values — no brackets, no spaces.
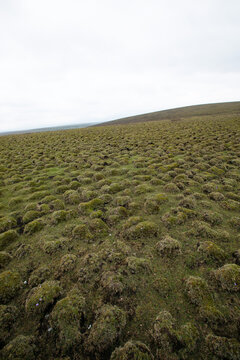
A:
25,280,62,315
24,219,44,235
50,289,86,352
212,264,240,292
185,276,212,305
110,341,154,360
85,304,127,355
0,230,19,250
155,235,182,257
1,335,36,360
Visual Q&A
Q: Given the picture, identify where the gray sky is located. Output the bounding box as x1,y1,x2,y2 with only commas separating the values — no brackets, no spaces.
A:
0,0,239,132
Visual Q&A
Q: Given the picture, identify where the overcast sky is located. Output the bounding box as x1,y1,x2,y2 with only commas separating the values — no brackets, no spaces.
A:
0,0,239,132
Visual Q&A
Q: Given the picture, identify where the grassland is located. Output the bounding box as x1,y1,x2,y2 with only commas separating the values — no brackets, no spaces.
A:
0,109,240,359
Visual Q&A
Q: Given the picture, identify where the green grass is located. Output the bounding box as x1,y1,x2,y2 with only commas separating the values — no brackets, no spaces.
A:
0,107,240,359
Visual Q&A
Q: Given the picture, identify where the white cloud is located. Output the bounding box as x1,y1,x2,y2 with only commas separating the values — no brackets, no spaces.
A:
0,0,239,131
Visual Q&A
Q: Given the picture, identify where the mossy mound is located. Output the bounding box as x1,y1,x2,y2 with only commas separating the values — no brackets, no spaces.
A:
0,270,21,303
198,304,225,327
114,196,131,207
144,193,168,214
0,216,17,233
100,271,125,300
1,335,36,360
59,254,77,273
79,198,104,215
0,230,19,250
203,182,219,193
0,304,18,344
206,334,240,360
14,243,32,259
179,195,196,209
152,310,177,355
72,224,92,241
28,266,50,287
25,280,62,315
88,218,109,237
197,241,226,263
209,192,225,201
123,221,158,240
50,289,86,352
185,276,212,305
233,249,240,265
220,199,240,211
202,210,223,225
50,199,65,210
164,182,180,193
188,221,218,239
134,184,153,195
51,210,68,224
176,322,199,358
126,256,151,273
0,251,12,268
85,304,127,355
229,216,240,230
22,210,40,224
155,235,182,257
41,238,68,254
110,340,154,360
24,219,44,235
213,264,240,292
63,190,80,204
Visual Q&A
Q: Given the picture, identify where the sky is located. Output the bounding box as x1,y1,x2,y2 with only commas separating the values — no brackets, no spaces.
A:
0,0,240,132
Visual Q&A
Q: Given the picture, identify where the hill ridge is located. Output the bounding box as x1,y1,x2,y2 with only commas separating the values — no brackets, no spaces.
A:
94,101,240,127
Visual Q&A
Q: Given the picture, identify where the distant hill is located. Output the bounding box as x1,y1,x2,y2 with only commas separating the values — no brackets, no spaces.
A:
0,122,98,136
94,101,240,126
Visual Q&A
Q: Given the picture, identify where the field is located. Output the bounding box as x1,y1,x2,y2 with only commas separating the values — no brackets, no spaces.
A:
0,110,240,359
